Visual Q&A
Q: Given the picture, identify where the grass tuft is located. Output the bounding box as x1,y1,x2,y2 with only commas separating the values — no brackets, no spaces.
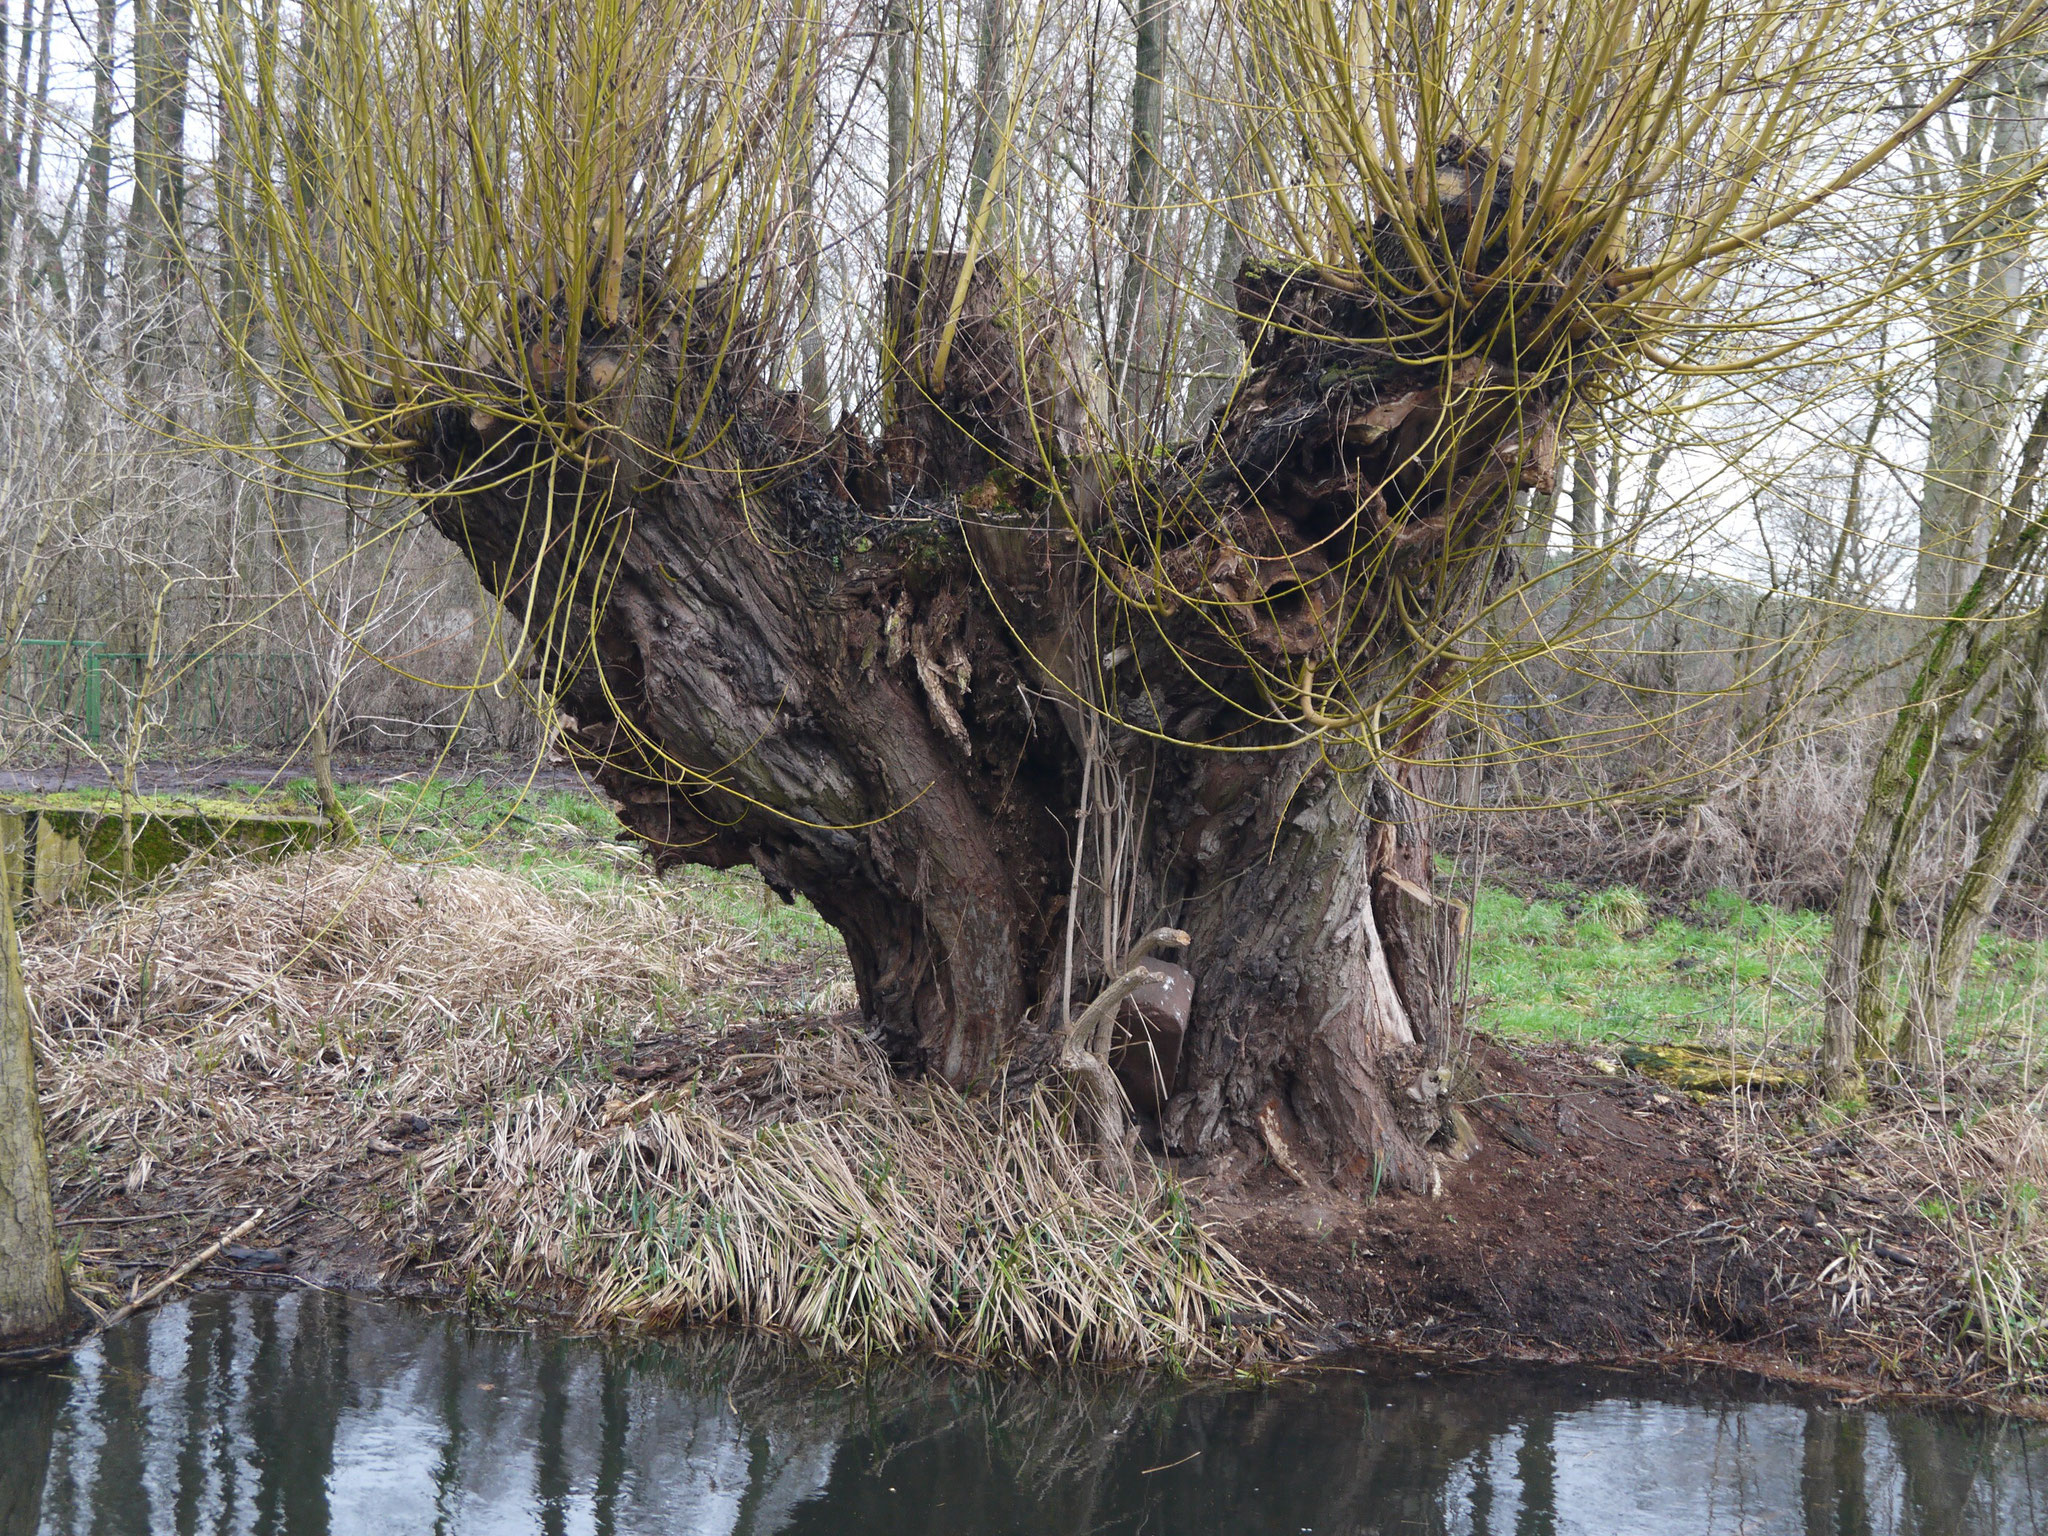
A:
423,1029,1293,1367
1581,886,1651,937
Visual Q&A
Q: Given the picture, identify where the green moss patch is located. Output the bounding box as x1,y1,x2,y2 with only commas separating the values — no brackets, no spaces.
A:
1,790,327,904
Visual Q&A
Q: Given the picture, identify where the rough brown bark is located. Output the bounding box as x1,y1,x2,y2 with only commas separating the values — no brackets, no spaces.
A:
1160,746,1447,1190
0,825,66,1348
406,152,1580,1190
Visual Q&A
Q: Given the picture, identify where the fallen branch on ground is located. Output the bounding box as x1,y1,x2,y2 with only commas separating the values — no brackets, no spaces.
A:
99,1208,266,1331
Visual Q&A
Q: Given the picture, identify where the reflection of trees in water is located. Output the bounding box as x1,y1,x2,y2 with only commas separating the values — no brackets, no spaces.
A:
1813,1401,2021,1536
3,1295,823,1535
1,1293,2045,1535
250,1288,353,1531
84,1321,149,1534
1893,1411,1984,1536
1515,1405,1558,1536
1803,1412,1872,1534
174,1297,232,1533
0,1362,62,1533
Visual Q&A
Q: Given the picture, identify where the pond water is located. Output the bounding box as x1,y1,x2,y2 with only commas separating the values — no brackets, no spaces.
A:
1,1291,2044,1535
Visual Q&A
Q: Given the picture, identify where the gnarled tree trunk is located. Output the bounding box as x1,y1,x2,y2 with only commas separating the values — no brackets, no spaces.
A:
408,167,1576,1190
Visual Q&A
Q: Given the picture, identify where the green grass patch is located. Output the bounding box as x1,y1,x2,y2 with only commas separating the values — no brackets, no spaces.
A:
176,776,2048,1067
1466,881,2048,1062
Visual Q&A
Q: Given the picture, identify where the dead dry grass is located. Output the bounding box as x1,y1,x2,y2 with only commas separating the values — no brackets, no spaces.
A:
24,849,1289,1368
418,1027,1290,1365
1873,1092,2048,1381
1718,1076,2048,1390
28,850,741,1164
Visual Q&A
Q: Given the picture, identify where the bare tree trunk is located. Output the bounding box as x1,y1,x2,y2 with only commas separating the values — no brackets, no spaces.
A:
127,0,191,386
1821,531,2040,1092
964,0,1009,213
0,2,11,255
127,0,160,320
878,0,914,434
8,0,50,294
1163,746,1445,1189
884,0,910,251
1824,656,1980,1093
0,0,33,288
153,0,192,306
1911,32,2044,613
307,707,359,847
1909,683,2048,1069
1825,395,2048,1091
79,0,113,342
1920,349,2015,614
1908,542,2048,1069
0,828,67,1349
1568,446,1600,619
1111,0,1165,408
793,2,828,425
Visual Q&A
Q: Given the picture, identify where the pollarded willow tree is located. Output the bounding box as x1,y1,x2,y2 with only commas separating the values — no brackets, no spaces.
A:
203,0,2037,1189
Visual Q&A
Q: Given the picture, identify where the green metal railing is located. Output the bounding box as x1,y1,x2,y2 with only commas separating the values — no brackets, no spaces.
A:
4,640,309,751
7,639,106,744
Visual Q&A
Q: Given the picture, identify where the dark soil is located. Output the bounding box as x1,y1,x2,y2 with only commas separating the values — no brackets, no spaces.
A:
1191,1036,1997,1406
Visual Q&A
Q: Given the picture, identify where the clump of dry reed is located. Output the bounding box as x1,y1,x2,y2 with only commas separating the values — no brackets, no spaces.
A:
27,850,741,1165
1870,1092,2048,1380
417,1025,1292,1367
1478,727,2026,920
26,849,1288,1368
1724,1075,2048,1387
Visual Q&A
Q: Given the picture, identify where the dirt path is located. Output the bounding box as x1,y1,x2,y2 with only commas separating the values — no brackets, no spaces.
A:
1201,1037,2012,1405
0,752,593,797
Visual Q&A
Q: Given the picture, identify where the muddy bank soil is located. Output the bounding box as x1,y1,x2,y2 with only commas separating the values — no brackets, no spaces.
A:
47,1031,2007,1407
1201,1037,1990,1402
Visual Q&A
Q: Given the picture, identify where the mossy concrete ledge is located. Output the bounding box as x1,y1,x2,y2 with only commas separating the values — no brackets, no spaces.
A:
0,792,328,906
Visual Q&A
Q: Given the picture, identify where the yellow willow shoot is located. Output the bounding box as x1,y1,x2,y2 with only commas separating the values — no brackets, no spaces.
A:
1020,0,2048,757
193,0,2048,774
161,0,2048,1183
1226,0,2043,371
205,0,822,464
